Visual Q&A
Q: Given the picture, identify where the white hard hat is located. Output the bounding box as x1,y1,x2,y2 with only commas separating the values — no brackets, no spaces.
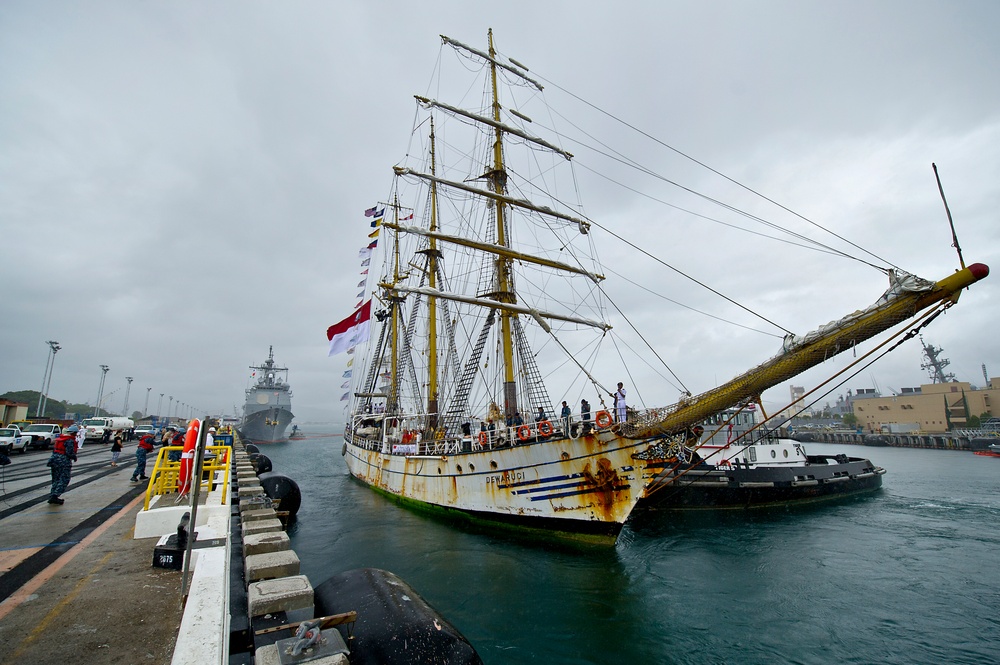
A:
208,427,216,432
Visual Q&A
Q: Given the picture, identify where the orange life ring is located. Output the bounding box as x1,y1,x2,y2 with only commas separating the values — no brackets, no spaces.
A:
538,420,553,437
717,458,731,467
478,431,488,446
595,410,612,429
516,424,531,442
177,418,201,495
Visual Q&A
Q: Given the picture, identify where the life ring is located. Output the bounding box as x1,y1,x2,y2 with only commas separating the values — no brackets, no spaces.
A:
516,424,531,442
177,418,201,495
595,410,612,429
717,458,731,467
478,431,488,446
538,420,553,437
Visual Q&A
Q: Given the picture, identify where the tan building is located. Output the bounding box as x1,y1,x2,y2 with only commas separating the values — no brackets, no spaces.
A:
1,399,29,426
853,379,997,434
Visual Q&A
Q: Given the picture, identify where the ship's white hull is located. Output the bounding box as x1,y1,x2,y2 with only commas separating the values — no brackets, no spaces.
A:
343,428,656,539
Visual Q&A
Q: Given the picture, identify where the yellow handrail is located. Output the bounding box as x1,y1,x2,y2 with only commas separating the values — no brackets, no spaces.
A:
142,445,232,510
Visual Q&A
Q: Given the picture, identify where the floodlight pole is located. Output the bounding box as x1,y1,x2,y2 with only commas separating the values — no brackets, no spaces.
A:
123,377,134,416
36,341,61,417
95,365,110,417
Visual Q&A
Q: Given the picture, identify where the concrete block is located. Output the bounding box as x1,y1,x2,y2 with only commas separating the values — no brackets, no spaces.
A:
247,574,313,617
243,531,290,556
242,508,277,523
245,549,301,583
243,518,284,536
134,504,231,540
238,485,266,499
255,643,349,665
240,497,273,514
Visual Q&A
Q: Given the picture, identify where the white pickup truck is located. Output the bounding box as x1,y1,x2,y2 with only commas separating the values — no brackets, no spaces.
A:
20,423,62,450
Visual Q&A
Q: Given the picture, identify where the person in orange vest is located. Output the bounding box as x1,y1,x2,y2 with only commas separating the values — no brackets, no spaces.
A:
47,427,79,505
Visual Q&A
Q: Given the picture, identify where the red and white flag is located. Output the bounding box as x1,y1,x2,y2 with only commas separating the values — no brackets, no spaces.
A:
327,300,372,356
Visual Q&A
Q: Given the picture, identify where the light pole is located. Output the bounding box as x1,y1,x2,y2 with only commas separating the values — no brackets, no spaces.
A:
168,396,173,424
144,387,151,416
157,393,164,419
123,377,134,417
94,365,110,417
36,341,61,417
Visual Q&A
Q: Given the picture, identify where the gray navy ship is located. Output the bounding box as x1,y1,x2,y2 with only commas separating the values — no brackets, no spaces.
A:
241,346,294,443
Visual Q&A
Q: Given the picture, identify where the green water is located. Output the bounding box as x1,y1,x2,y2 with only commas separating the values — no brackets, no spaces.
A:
263,431,1000,664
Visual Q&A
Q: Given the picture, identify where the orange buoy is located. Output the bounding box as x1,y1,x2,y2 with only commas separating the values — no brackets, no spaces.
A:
177,418,201,495
516,424,531,442
538,420,553,437
478,431,488,446
595,410,612,429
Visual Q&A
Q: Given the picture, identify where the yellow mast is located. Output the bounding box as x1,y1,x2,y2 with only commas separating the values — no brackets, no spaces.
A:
427,119,440,430
486,29,519,420
388,196,402,414
627,263,990,439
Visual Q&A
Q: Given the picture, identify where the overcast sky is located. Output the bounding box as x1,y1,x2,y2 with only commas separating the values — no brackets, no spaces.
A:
2,1,997,424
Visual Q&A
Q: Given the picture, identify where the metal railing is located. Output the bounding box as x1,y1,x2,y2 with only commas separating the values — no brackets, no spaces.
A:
347,412,615,456
143,445,232,510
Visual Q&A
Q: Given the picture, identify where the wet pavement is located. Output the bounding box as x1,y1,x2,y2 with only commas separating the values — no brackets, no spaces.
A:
0,441,184,663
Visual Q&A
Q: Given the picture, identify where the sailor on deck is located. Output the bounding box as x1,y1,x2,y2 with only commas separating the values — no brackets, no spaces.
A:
613,382,627,423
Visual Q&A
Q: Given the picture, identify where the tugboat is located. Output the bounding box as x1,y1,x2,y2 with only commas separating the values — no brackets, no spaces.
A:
242,346,294,443
639,408,886,510
335,31,988,542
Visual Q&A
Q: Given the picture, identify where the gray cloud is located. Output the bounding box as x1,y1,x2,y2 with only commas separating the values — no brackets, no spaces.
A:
2,1,997,422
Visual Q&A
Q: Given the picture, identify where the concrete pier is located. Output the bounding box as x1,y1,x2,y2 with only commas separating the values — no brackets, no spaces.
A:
0,433,347,664
0,442,183,662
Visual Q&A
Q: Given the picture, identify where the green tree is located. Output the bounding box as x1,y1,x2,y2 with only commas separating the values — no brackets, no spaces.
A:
842,413,858,427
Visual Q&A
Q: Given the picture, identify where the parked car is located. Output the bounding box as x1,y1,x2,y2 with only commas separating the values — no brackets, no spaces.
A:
8,420,32,432
21,423,62,450
134,424,156,438
0,426,28,454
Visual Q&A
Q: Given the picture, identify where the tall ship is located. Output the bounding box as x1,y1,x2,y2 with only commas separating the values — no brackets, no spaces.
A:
337,32,988,542
242,346,294,443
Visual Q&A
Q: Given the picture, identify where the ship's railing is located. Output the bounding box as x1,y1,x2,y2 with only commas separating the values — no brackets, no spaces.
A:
347,412,608,456
143,445,232,510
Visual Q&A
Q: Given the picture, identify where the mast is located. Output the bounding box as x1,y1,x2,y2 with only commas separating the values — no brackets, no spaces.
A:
388,196,402,414
627,263,989,439
485,29,519,420
427,118,440,430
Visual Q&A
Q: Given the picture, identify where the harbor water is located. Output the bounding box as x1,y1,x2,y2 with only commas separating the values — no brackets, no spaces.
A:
264,430,999,664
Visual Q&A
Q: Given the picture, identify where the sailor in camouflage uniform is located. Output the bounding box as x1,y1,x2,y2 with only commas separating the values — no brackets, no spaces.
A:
48,426,79,505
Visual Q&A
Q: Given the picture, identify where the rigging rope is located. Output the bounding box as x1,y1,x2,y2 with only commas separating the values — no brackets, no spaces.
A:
533,72,899,272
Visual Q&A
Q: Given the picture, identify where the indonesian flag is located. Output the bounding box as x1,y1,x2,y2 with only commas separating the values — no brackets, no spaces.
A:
327,300,372,356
